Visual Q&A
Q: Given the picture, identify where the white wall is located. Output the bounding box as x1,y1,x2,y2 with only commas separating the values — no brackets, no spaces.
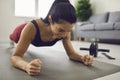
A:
0,0,36,43
74,0,120,14
90,0,120,14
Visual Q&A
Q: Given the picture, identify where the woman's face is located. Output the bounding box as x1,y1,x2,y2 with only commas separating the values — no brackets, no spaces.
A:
50,20,74,38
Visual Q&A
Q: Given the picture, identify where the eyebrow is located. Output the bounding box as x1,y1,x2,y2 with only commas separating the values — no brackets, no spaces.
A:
59,28,71,32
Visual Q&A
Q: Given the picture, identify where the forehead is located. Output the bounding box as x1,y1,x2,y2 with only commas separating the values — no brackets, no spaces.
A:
55,20,74,30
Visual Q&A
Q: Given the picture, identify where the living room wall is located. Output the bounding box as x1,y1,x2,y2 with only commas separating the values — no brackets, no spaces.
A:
90,0,120,14
0,0,35,43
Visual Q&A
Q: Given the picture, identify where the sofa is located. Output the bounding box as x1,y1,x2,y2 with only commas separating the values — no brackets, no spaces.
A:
75,11,120,41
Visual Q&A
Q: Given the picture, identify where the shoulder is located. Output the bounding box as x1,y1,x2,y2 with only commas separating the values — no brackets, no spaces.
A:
21,21,36,40
24,22,36,33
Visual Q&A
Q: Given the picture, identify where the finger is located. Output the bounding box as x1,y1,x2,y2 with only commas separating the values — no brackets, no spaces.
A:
90,56,93,62
84,55,90,62
31,62,41,67
87,56,93,65
28,72,40,76
83,55,91,65
86,55,93,62
88,61,93,65
30,60,42,67
88,59,93,64
30,65,41,70
90,56,94,64
31,59,42,64
29,69,41,73
35,59,42,63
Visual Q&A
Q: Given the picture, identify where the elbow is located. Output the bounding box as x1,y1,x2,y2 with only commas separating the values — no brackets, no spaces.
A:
10,55,17,66
10,54,22,67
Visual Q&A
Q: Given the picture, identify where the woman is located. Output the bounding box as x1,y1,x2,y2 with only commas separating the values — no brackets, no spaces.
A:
10,0,93,76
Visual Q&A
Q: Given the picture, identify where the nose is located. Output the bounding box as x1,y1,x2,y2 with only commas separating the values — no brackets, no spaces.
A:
58,33,66,37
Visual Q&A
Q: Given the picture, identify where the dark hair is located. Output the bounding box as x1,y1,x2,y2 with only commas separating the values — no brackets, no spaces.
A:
42,0,77,24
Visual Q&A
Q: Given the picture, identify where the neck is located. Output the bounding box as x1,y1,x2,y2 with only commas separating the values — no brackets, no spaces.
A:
46,25,54,36
40,19,54,37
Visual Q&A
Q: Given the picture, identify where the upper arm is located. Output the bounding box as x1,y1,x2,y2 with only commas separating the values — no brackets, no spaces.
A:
12,22,36,57
62,32,76,56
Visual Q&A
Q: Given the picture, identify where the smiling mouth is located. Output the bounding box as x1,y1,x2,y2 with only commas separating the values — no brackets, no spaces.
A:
57,36,62,39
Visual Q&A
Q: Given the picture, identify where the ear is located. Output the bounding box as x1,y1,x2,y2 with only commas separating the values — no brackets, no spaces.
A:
48,15,53,24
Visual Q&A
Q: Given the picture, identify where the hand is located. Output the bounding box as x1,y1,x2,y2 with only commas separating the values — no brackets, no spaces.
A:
25,59,42,75
82,55,93,66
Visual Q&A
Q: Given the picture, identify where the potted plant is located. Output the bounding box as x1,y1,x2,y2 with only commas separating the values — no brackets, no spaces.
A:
75,0,92,21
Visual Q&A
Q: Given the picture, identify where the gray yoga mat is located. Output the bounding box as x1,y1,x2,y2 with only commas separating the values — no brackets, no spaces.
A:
0,48,120,80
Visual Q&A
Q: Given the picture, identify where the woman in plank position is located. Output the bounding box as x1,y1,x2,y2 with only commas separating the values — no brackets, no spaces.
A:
10,0,93,75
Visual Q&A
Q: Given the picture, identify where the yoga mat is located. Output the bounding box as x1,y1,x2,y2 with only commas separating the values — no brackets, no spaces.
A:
0,48,120,80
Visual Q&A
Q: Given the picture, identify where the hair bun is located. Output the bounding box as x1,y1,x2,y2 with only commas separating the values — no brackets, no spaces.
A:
54,0,70,3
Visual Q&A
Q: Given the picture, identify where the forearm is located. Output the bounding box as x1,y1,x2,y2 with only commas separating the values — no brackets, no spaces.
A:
69,52,83,62
11,56,29,71
69,52,93,65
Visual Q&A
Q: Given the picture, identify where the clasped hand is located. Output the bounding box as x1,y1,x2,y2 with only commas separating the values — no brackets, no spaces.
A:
25,59,42,76
82,55,93,66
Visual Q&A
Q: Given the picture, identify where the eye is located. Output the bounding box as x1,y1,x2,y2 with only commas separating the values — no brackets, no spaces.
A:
58,29,65,32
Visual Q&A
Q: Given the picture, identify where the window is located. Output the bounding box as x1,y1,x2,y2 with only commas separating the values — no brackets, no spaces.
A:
15,0,35,17
15,0,54,18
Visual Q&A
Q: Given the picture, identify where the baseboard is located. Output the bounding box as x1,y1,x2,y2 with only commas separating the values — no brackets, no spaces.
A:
83,38,120,45
99,39,120,45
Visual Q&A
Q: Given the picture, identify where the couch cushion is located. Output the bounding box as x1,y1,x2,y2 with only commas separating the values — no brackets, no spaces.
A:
108,11,120,23
78,24,94,31
76,21,93,26
95,23,114,30
89,12,109,23
114,22,120,30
